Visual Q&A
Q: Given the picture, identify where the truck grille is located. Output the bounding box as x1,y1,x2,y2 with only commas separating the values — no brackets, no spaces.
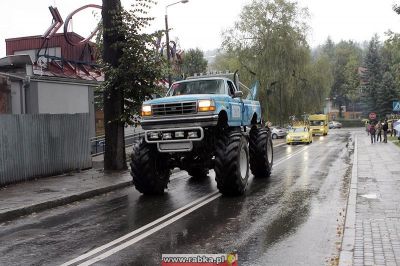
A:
152,102,197,116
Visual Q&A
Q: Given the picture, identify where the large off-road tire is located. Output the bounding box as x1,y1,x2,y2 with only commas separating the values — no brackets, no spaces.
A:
249,126,273,178
187,167,209,179
214,130,249,196
130,139,170,194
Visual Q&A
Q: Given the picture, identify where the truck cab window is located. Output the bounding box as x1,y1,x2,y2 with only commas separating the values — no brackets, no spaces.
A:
227,81,236,96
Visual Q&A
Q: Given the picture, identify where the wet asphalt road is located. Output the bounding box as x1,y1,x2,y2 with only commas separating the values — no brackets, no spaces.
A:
0,129,354,266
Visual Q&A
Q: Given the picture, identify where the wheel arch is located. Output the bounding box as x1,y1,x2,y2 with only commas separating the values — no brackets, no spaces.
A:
251,113,259,125
218,110,228,127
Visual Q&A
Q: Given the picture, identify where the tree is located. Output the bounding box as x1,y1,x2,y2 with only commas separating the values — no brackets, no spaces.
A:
378,72,398,116
321,37,336,63
221,0,314,125
362,35,383,114
211,50,240,73
102,0,126,171
330,41,363,117
345,54,362,117
181,48,208,77
101,0,164,170
382,31,400,95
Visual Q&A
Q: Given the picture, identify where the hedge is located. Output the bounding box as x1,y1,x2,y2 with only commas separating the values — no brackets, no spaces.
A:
336,119,364,128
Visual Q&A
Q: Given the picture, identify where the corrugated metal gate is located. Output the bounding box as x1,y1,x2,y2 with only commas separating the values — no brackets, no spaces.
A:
0,114,91,186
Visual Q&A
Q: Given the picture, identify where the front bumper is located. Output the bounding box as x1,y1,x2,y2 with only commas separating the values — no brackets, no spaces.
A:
141,114,219,130
145,127,204,152
311,130,323,135
286,138,309,144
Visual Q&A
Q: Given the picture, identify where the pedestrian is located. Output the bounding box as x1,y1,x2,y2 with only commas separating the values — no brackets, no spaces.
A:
366,121,370,136
376,121,382,142
369,122,376,144
382,119,389,143
390,120,394,137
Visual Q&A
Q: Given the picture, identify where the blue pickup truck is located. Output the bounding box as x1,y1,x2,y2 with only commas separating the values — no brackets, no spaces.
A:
130,72,273,196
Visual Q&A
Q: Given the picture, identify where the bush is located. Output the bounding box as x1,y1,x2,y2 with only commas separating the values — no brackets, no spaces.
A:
336,119,364,128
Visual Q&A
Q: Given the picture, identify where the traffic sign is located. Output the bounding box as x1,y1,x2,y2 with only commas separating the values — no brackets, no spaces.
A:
393,101,400,112
369,112,377,120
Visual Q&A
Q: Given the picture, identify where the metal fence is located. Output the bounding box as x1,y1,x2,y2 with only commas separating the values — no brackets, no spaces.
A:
90,132,144,156
0,114,91,186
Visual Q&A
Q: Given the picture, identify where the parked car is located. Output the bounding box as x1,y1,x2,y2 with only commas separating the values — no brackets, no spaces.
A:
270,126,287,139
329,121,342,129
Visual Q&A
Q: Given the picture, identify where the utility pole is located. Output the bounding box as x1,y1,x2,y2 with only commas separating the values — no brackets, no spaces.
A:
165,0,189,88
279,84,282,127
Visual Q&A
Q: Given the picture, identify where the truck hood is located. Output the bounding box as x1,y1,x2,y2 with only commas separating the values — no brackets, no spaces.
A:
288,132,309,137
144,94,227,105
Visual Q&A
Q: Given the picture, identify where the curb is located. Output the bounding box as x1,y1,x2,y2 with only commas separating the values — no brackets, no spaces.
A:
339,133,358,266
0,181,132,223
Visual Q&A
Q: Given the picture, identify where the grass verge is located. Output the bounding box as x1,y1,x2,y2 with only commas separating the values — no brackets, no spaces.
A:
388,136,400,148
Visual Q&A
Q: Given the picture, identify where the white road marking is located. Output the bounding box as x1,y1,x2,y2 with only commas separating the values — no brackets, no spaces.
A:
60,192,219,266
274,146,308,166
63,144,309,266
273,142,286,148
78,194,221,266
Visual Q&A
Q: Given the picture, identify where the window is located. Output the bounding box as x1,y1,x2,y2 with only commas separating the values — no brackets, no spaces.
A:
168,79,225,96
289,127,307,133
310,120,324,126
227,81,236,96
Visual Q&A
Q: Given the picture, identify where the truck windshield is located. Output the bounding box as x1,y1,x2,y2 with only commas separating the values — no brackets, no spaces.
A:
290,127,307,133
168,80,225,96
310,120,324,126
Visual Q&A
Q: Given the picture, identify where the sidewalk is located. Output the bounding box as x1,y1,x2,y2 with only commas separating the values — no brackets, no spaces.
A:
0,168,132,223
340,132,400,266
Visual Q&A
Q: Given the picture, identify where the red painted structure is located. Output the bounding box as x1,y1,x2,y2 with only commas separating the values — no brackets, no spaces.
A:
6,32,96,63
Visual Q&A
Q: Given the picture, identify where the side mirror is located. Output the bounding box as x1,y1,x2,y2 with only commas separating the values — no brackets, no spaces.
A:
233,91,243,98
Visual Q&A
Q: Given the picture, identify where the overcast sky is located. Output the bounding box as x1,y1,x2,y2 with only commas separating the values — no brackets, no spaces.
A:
1,0,400,58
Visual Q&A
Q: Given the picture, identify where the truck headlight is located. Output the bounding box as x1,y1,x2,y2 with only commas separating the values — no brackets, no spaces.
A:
148,132,160,140
175,131,185,138
162,132,172,140
141,105,152,116
198,100,216,112
188,131,199,138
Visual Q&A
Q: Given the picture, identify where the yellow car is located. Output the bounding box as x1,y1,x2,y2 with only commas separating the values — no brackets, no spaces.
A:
286,126,313,145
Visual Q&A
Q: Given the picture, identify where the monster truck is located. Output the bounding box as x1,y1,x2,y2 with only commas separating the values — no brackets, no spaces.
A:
130,72,273,196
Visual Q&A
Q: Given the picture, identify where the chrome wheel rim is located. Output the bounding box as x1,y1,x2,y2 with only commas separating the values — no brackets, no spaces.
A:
267,140,273,165
239,147,248,179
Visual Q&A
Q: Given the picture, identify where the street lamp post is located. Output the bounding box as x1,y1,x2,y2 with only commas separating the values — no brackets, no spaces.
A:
165,0,188,88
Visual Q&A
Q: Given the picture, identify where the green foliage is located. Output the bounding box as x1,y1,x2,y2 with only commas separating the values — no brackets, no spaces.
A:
328,41,363,116
362,35,383,114
382,31,400,95
359,34,399,118
99,0,165,125
181,48,208,77
335,119,364,128
378,72,398,115
219,0,333,125
211,50,240,73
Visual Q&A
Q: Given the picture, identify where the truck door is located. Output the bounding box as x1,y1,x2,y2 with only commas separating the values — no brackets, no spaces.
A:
242,80,260,124
227,80,242,126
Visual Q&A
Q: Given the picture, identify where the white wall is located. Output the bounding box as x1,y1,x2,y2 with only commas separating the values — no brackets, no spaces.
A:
37,82,89,114
10,81,21,114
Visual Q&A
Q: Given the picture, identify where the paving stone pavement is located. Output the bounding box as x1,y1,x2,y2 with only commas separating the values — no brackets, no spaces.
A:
341,132,400,266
